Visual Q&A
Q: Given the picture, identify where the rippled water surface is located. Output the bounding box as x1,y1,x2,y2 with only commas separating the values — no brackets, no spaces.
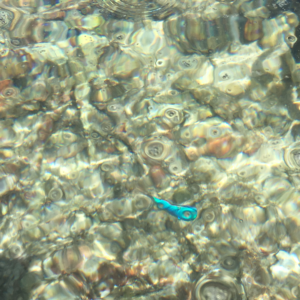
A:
1,0,300,299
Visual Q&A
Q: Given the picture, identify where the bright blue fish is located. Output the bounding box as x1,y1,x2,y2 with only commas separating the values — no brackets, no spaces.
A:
153,197,197,221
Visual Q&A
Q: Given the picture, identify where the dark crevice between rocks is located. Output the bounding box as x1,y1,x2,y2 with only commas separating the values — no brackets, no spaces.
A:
0,256,32,300
292,24,300,63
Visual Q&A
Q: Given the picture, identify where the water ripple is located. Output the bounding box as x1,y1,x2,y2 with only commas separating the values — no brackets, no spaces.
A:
97,0,176,19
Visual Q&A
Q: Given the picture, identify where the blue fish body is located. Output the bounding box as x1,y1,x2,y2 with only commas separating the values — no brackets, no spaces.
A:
153,197,197,221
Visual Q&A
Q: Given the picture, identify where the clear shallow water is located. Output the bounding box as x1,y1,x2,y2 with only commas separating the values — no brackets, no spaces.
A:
0,0,300,299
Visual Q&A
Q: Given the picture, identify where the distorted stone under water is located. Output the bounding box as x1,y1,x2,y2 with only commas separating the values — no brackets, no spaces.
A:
0,0,300,299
